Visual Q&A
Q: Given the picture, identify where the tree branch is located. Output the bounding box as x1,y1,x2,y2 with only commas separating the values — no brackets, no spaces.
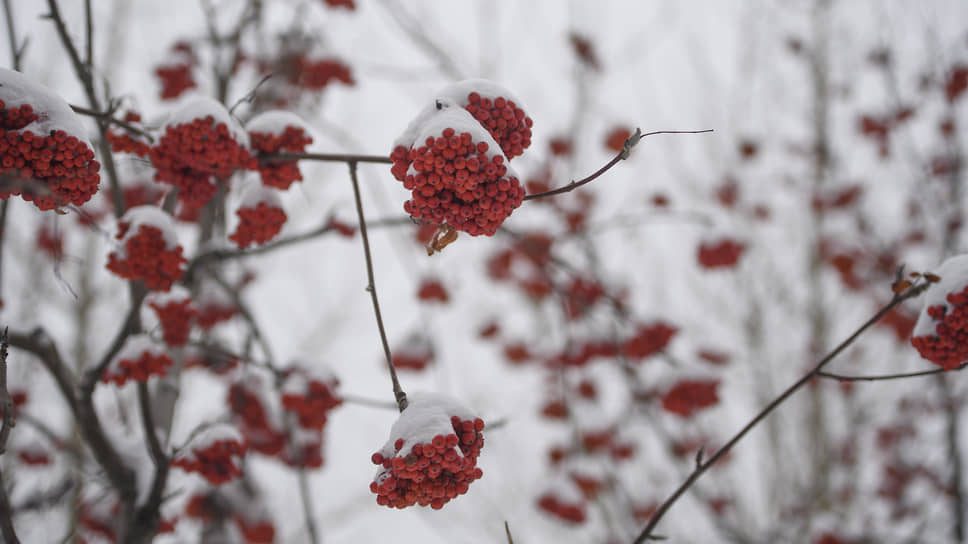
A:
347,161,407,412
69,104,155,143
634,282,928,542
817,362,968,382
523,129,713,201
259,151,392,165
0,328,18,543
2,0,25,71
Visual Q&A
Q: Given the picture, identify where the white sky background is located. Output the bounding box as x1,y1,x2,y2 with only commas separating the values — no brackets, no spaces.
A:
3,1,968,543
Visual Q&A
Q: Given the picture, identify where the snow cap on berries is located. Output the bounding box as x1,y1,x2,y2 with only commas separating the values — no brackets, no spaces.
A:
911,254,968,370
146,285,195,347
150,97,252,204
106,205,186,291
370,392,485,509
391,101,525,236
172,423,246,485
0,68,101,210
229,183,287,249
102,334,173,385
246,110,314,189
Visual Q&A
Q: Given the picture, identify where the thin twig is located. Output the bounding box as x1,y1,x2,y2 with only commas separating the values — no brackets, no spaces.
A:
0,328,13,454
2,0,25,71
523,129,713,201
347,161,407,412
259,151,392,165
633,282,928,542
817,362,968,382
126,381,170,542
69,104,155,143
504,521,515,544
297,463,320,544
939,374,966,542
185,216,411,280
0,465,18,543
0,329,18,543
82,285,147,393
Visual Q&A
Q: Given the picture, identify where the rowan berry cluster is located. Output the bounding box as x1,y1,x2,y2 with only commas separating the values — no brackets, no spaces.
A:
106,207,186,291
0,102,101,210
911,284,968,370
249,125,312,189
289,56,354,90
150,114,254,204
280,371,342,430
661,379,721,418
228,379,285,456
537,492,586,523
697,238,746,269
147,289,195,347
229,201,287,249
172,429,246,485
391,81,534,238
370,401,485,510
106,112,151,157
101,336,174,385
392,123,525,236
624,322,678,360
462,92,533,159
155,42,197,100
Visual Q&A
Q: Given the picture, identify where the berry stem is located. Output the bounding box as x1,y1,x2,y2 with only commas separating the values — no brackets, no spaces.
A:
70,104,156,144
347,162,408,412
634,281,927,543
523,129,714,201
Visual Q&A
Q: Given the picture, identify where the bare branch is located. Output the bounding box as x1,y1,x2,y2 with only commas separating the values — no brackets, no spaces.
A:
817,362,968,381
523,129,714,201
347,162,407,412
634,282,928,542
259,151,392,165
82,285,147,393
69,104,156,143
2,0,25,71
0,328,18,543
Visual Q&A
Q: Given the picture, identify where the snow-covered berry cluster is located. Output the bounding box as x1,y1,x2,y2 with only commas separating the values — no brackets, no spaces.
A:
247,111,313,189
101,335,173,386
229,185,287,249
370,393,484,509
0,68,101,210
106,111,151,157
697,238,746,269
289,56,354,90
147,287,195,347
106,206,186,290
462,91,532,159
280,368,342,430
911,255,968,370
155,42,198,101
391,80,532,238
228,377,286,456
149,98,254,204
172,425,246,485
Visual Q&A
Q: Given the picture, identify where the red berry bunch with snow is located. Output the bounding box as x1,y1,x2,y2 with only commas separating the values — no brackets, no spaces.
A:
106,206,186,291
147,287,195,347
229,185,287,249
195,281,238,329
155,42,198,101
149,98,254,204
247,111,313,189
106,111,151,157
697,238,747,269
101,335,173,386
280,368,342,430
911,255,968,370
228,376,286,456
370,393,484,509
0,68,101,210
172,425,246,485
391,80,531,238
